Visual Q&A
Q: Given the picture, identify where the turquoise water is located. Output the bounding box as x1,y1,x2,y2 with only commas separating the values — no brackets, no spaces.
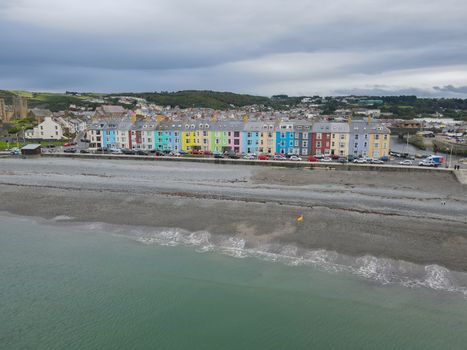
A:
1,215,467,349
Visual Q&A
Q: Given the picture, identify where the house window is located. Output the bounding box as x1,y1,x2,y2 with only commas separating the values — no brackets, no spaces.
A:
355,135,359,140
316,133,322,140
302,140,308,147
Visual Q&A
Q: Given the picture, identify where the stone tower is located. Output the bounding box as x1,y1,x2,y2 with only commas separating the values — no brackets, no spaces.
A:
0,98,5,121
12,96,28,120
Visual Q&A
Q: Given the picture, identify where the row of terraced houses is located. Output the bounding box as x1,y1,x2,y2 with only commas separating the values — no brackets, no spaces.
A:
86,118,390,158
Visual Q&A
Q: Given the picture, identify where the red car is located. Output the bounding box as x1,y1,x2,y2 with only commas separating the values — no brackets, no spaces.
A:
64,143,73,147
258,154,269,160
308,156,319,162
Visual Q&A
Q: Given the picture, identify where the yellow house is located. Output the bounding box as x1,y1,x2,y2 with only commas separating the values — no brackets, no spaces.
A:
368,128,390,158
182,128,197,151
329,123,350,157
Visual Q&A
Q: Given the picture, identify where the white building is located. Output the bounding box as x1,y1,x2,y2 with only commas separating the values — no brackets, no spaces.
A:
25,117,64,140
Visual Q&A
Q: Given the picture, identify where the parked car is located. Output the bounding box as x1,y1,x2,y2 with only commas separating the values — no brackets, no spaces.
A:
134,150,148,156
419,160,438,167
258,154,270,160
79,149,90,154
228,153,240,159
110,148,123,154
370,159,384,164
353,158,367,163
399,159,413,165
337,157,348,163
64,143,73,147
308,156,319,162
320,157,333,162
46,144,56,148
213,153,224,158
289,156,302,161
63,148,76,153
9,147,20,155
273,155,287,160
243,154,255,160
169,151,181,157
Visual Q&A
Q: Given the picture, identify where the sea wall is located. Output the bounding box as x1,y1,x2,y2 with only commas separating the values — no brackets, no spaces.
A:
39,152,461,177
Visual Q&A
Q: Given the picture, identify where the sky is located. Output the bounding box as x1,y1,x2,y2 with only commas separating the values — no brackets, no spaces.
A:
1,0,467,97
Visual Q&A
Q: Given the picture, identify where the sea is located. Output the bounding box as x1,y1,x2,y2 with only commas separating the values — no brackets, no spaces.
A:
2,213,467,350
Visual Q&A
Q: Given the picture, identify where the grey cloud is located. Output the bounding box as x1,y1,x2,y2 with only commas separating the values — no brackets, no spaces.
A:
433,85,467,94
1,0,467,96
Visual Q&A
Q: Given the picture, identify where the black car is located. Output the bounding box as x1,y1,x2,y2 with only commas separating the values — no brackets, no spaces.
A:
80,149,90,154
121,149,135,155
227,153,240,159
64,148,77,153
214,153,224,159
46,144,56,148
337,157,348,163
135,150,148,156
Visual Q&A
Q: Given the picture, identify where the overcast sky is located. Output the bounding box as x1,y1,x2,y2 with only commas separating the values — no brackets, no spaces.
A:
1,0,467,97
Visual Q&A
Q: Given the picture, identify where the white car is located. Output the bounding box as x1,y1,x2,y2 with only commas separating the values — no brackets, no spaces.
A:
289,156,302,161
399,159,413,165
320,157,333,162
110,148,123,154
353,158,367,163
243,154,255,160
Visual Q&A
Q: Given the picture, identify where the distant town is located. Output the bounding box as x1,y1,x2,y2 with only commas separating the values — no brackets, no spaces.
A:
0,91,466,165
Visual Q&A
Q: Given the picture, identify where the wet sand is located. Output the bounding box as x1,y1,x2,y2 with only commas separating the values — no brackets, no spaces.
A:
1,157,466,271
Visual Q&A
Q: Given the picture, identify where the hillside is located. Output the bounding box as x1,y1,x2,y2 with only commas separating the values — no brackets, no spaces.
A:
1,89,467,120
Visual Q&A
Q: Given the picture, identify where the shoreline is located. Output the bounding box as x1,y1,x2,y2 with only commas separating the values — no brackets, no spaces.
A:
3,210,467,296
1,157,466,272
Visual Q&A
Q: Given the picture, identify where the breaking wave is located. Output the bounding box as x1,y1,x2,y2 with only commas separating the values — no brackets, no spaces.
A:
14,212,466,298
117,226,467,297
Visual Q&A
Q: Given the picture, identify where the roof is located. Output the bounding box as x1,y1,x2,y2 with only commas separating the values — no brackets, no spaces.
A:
312,122,349,133
102,105,126,113
21,144,41,150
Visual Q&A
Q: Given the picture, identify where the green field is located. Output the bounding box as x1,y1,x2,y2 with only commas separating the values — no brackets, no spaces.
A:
0,140,66,150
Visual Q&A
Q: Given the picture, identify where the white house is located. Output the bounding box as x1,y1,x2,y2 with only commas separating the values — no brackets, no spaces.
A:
25,117,64,140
